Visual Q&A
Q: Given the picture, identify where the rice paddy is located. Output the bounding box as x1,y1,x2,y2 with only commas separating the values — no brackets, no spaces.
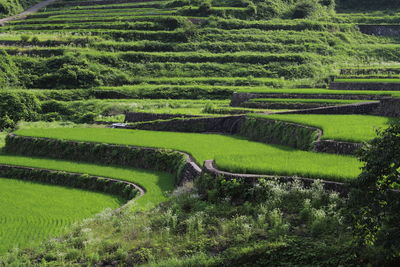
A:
14,128,363,181
256,114,391,142
0,177,122,253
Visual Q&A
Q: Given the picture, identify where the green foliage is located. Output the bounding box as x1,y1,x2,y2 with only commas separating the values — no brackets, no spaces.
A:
347,121,400,263
0,178,355,265
0,50,19,88
0,91,41,130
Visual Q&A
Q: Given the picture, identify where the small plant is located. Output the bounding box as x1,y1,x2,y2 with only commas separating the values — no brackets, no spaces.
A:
20,35,30,42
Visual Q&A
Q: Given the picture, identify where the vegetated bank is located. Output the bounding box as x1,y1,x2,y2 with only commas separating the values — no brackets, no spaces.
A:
14,127,362,181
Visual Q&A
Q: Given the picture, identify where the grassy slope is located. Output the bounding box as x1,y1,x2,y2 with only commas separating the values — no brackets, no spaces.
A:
259,114,390,142
15,128,362,181
0,154,174,210
0,177,121,253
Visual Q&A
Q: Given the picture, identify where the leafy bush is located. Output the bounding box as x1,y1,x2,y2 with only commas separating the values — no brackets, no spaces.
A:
0,50,19,88
0,91,41,130
292,0,320,19
347,120,400,264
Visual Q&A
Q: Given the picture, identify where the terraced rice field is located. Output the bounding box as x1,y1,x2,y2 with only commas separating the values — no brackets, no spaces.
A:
257,114,390,142
15,128,362,181
0,0,399,259
0,177,122,253
0,153,174,211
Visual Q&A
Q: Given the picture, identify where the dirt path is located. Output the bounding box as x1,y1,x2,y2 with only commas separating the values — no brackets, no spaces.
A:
0,0,58,25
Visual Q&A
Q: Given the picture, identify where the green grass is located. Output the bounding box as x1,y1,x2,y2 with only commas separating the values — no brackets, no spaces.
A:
335,78,400,83
14,128,363,181
257,114,390,142
0,177,121,253
0,154,174,211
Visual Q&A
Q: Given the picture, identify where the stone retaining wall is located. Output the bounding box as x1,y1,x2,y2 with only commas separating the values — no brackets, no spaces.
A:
230,92,387,107
314,140,362,155
330,82,400,91
124,112,199,123
203,160,349,195
359,24,400,37
274,102,380,115
126,116,245,134
242,101,338,109
375,98,400,117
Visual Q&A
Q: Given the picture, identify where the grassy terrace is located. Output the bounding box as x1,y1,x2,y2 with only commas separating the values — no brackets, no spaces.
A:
258,114,390,142
0,153,174,211
0,177,121,253
15,128,362,182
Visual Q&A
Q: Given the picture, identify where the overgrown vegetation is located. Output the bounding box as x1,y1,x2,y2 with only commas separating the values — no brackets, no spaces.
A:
0,177,357,266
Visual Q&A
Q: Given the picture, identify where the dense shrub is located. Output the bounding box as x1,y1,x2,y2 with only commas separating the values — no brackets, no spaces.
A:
347,121,400,264
0,91,41,130
0,50,19,88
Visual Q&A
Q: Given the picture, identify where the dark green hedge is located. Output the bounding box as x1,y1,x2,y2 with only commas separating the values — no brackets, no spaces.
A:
0,165,139,200
5,134,188,184
239,116,320,150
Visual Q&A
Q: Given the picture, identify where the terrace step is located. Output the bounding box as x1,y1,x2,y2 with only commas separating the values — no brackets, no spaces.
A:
359,24,400,37
203,160,349,195
330,82,400,91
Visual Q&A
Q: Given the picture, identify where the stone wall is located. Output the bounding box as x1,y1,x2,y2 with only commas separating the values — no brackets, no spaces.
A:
274,102,380,115
314,140,362,155
359,24,400,37
331,82,400,91
230,92,388,107
126,116,245,134
375,98,400,117
242,101,338,110
203,160,349,195
125,112,198,123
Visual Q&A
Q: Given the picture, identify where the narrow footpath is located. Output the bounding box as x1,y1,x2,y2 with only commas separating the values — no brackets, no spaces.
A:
0,0,58,25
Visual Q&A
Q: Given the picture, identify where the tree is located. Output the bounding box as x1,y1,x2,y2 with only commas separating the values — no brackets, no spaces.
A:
348,120,400,263
0,49,19,88
0,91,41,130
